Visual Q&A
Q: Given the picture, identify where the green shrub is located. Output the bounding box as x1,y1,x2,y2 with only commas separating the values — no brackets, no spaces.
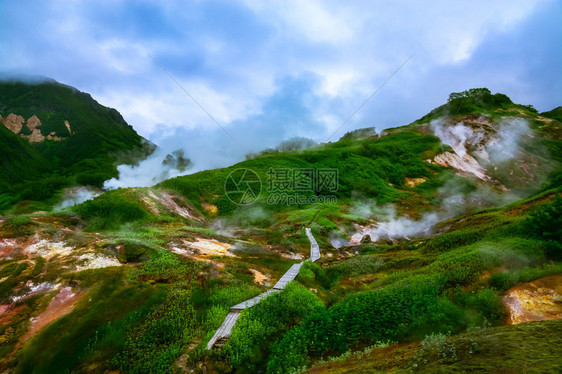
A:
19,176,71,201
129,249,205,283
327,255,384,278
266,278,462,373
423,229,481,253
524,195,562,259
490,263,562,291
450,288,505,322
113,289,196,374
0,215,36,237
468,289,505,321
72,189,149,230
224,282,324,371
76,171,113,187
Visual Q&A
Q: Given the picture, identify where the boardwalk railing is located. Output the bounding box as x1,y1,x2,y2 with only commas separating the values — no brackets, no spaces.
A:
206,228,320,349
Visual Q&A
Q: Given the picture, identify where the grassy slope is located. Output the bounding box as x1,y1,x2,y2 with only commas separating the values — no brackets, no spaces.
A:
1,89,560,373
541,106,562,123
307,319,562,374
0,125,53,191
158,130,446,215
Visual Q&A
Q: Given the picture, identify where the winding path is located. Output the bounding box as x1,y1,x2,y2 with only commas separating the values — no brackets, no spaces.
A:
206,228,320,349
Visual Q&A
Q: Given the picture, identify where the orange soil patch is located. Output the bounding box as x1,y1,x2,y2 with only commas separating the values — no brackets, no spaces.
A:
249,269,269,285
21,287,83,342
503,274,562,325
185,254,225,268
169,245,225,268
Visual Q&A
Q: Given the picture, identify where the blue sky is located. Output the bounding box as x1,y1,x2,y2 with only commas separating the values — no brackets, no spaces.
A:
1,0,561,182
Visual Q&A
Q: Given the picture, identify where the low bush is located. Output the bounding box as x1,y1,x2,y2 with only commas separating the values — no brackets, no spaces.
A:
490,262,562,291
423,229,481,253
72,189,149,230
223,282,324,372
524,194,562,260
449,287,505,322
113,288,196,374
327,255,384,278
0,215,36,237
129,249,205,283
412,332,457,370
266,278,468,373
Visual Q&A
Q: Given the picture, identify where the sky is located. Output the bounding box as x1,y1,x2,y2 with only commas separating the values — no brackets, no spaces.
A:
1,0,561,186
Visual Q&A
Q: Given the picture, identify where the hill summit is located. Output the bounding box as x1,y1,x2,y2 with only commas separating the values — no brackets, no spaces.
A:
0,78,153,212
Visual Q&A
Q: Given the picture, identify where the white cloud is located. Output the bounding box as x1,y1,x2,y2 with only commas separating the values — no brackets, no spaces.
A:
96,38,151,74
244,0,356,44
1,0,558,181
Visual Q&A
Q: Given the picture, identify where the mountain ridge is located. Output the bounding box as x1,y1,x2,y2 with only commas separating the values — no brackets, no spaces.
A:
0,78,153,213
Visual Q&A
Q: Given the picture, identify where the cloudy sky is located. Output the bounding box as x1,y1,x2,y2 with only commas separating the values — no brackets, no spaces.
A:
1,0,561,184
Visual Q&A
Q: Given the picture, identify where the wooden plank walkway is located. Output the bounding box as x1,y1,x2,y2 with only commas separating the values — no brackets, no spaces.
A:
230,289,279,311
273,263,303,290
206,228,321,349
305,228,321,262
206,310,241,349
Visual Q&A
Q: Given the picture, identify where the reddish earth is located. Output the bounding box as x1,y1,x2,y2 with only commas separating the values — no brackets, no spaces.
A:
503,274,562,325
0,239,19,257
21,287,83,342
0,305,23,326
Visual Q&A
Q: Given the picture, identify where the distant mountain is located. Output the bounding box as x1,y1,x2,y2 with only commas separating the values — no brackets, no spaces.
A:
0,78,153,212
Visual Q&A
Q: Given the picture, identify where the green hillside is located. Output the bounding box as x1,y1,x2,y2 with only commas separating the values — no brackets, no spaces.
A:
0,79,152,212
541,106,562,123
0,88,560,373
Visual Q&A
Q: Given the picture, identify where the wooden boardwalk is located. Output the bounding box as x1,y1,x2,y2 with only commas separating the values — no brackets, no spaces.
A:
230,289,279,311
206,228,320,349
206,310,241,348
273,263,303,290
305,228,321,262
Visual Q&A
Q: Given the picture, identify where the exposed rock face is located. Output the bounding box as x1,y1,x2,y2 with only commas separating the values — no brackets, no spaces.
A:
46,132,64,141
1,113,25,134
24,115,46,142
405,177,428,188
503,274,562,325
26,115,41,131
433,151,488,180
430,117,494,180
429,115,542,191
0,113,69,142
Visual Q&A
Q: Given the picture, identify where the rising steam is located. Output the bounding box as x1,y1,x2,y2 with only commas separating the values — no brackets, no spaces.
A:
104,148,192,189
337,116,535,248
